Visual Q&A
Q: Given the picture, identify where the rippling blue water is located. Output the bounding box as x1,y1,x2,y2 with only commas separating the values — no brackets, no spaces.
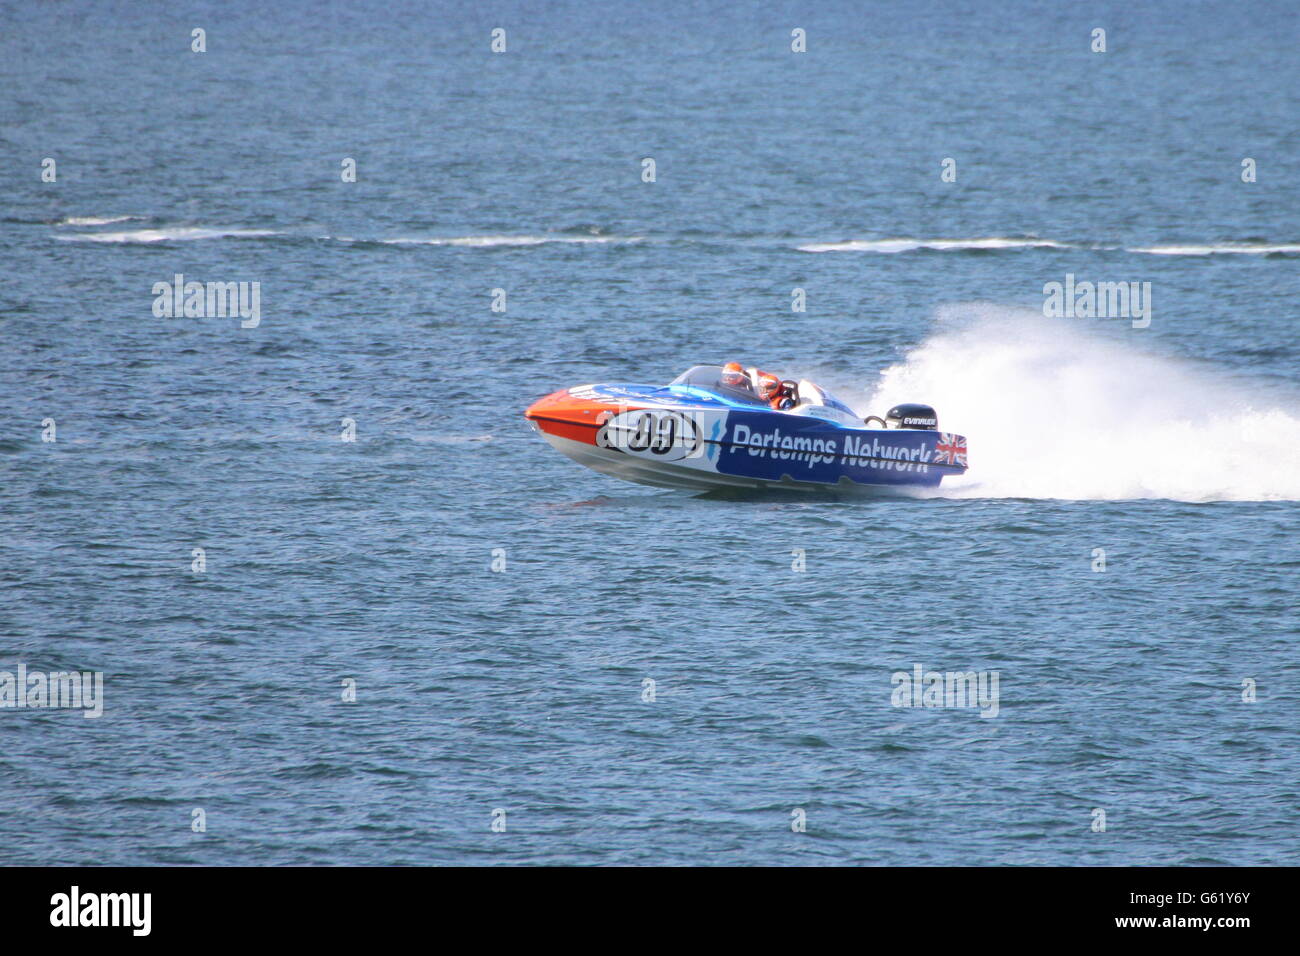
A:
2,0,1298,865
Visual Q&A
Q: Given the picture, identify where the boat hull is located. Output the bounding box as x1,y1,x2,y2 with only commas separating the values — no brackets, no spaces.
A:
525,384,968,493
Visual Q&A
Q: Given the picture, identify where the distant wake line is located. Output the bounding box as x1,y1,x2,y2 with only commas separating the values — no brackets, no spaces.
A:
53,227,281,243
54,215,144,227
48,222,1299,257
799,238,1071,253
51,225,642,247
839,305,1300,502
1127,242,1300,256
372,235,640,247
797,237,1300,256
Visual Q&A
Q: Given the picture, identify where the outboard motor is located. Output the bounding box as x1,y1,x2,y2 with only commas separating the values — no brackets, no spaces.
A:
885,403,938,430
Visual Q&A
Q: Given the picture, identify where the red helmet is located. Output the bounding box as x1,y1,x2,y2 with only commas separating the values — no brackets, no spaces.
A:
721,362,747,388
756,371,782,401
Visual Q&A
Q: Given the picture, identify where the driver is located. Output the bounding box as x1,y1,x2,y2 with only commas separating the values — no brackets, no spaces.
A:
722,362,797,410
721,361,749,389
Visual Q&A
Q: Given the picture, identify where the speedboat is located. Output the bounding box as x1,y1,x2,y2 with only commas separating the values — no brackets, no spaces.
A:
524,365,968,493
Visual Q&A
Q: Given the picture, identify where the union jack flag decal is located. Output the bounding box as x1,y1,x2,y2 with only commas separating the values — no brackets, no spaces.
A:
933,432,968,467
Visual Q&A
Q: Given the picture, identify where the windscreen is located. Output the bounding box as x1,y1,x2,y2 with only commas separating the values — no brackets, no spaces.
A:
668,365,766,405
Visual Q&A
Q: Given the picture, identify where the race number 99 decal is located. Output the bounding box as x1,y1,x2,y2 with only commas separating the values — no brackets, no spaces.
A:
596,408,702,460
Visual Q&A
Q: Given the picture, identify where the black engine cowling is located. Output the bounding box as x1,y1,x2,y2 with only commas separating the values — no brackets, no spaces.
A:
886,403,938,429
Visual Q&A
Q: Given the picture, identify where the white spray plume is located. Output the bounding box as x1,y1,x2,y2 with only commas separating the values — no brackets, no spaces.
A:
843,304,1300,501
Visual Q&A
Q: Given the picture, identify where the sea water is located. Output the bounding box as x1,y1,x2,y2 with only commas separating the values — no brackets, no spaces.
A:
1,0,1296,865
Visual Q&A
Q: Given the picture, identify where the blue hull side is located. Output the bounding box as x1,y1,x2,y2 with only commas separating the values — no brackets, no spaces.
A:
710,409,958,487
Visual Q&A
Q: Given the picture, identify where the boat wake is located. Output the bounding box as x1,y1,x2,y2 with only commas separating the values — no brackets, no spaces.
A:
797,237,1300,257
1127,242,1300,256
375,234,642,247
44,222,1299,258
51,225,641,247
53,215,145,227
797,237,1072,253
853,304,1300,501
54,226,281,243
